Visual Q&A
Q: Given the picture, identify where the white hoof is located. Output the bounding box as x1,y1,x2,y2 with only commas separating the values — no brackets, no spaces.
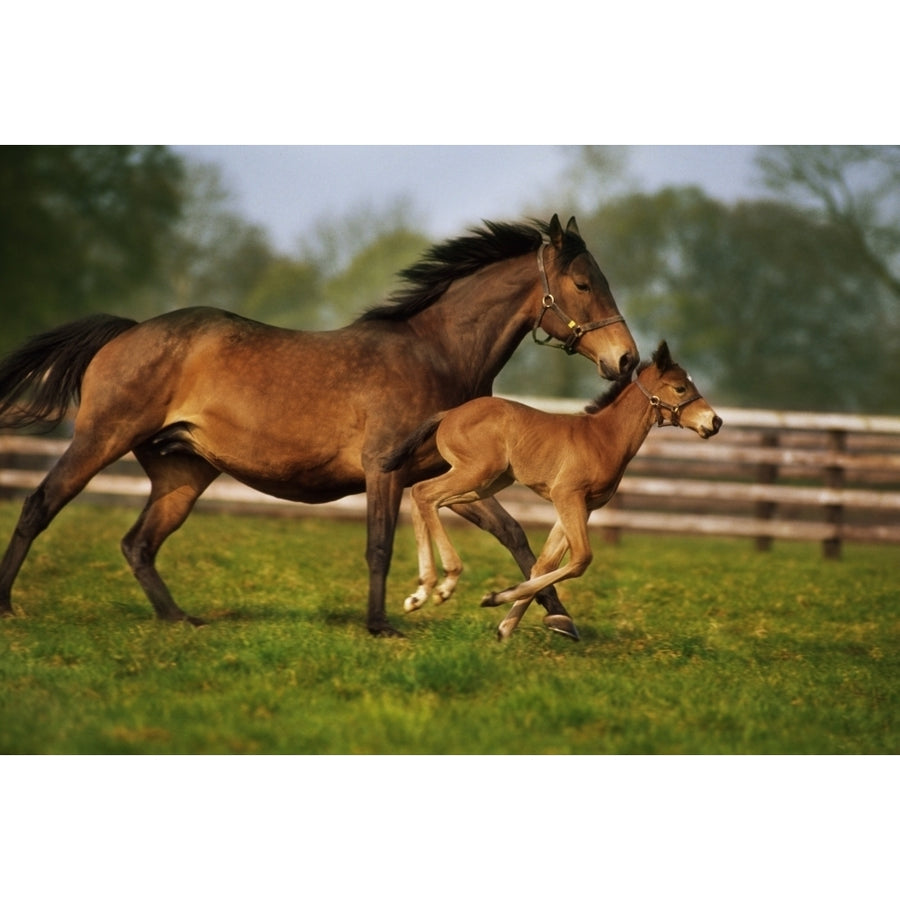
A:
403,590,428,613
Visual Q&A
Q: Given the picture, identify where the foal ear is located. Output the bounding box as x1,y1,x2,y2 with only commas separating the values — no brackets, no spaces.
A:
548,213,564,249
565,216,581,237
652,340,673,371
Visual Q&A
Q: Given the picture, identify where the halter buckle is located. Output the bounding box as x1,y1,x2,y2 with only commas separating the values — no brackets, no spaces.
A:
532,241,623,355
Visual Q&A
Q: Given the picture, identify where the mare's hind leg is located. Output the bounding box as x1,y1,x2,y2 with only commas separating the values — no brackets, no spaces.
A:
450,497,580,641
121,448,219,624
0,438,129,616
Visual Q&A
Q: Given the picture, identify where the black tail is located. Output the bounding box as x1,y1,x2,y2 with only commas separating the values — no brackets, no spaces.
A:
0,314,138,430
380,413,446,472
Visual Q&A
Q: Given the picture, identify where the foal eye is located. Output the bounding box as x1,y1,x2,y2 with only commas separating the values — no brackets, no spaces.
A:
574,282,590,292
675,385,687,395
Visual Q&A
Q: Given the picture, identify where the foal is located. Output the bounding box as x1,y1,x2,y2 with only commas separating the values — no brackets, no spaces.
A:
383,342,722,639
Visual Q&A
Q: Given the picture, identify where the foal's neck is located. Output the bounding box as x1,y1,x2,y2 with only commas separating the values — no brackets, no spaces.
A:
588,380,656,465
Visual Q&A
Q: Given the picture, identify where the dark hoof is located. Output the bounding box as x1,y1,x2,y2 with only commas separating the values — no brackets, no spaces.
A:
0,606,15,619
159,612,206,627
543,614,580,641
369,624,405,638
480,592,500,608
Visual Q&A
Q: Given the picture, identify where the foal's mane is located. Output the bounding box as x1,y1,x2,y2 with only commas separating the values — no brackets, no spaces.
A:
359,219,587,322
584,361,652,414
584,341,675,413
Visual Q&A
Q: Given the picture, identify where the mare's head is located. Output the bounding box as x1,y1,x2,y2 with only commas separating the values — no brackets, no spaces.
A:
636,341,722,439
536,214,638,380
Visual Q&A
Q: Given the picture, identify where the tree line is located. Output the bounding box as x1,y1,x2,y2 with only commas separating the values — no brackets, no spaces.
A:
2,145,897,413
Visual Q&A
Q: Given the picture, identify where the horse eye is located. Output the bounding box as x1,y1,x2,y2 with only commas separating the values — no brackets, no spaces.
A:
675,385,687,395
574,282,590,292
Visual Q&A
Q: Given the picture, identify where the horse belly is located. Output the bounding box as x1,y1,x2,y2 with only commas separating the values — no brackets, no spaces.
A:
165,417,368,504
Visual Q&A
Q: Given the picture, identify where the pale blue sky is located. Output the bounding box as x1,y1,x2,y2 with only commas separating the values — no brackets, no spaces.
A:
175,145,762,253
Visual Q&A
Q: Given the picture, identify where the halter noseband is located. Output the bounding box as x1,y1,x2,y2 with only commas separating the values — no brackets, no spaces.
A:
634,372,703,428
532,238,625,355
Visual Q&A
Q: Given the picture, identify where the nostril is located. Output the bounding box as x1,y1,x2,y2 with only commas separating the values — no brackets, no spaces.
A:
713,416,723,432
620,351,637,376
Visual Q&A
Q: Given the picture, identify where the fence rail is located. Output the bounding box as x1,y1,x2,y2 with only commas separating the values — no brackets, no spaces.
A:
3,400,900,557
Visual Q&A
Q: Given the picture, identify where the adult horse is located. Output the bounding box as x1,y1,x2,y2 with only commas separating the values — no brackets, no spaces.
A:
0,215,638,637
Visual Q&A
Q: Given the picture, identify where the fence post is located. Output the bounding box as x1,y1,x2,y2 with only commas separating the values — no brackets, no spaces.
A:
755,431,779,551
601,493,622,545
0,436,15,501
823,429,846,560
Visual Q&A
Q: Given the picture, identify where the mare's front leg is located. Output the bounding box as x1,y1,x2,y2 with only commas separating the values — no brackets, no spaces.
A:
451,497,580,641
364,467,406,636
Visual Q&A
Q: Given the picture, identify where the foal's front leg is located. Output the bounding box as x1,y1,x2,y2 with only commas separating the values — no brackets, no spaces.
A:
450,497,580,640
482,496,592,638
492,519,570,640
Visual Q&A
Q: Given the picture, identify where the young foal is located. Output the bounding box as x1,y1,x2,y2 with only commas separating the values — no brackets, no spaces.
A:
384,342,722,639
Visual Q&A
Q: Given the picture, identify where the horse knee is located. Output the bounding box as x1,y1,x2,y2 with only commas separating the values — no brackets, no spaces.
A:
121,534,145,570
569,551,593,579
121,523,157,571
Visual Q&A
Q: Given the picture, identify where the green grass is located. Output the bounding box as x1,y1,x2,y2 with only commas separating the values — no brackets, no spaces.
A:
0,500,897,754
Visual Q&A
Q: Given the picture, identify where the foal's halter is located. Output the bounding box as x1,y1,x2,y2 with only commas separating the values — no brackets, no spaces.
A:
635,373,703,428
531,238,625,355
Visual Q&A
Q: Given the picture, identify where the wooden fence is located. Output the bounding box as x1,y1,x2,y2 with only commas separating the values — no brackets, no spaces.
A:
2,401,900,558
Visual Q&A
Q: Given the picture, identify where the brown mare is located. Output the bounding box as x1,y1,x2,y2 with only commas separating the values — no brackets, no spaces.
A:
383,342,722,639
0,215,638,637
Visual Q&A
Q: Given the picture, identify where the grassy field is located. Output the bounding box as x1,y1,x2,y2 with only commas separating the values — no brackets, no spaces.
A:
0,499,897,754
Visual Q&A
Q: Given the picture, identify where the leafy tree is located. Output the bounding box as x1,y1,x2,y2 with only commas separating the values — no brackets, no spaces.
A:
241,258,321,327
756,146,900,300
132,162,275,318
580,186,895,412
293,202,430,329
0,146,184,352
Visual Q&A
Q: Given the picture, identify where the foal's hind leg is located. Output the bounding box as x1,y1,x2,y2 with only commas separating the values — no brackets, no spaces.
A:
450,497,580,641
402,500,440,612
121,448,219,624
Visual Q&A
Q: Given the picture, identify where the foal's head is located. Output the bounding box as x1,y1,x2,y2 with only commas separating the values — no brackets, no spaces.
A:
636,341,722,439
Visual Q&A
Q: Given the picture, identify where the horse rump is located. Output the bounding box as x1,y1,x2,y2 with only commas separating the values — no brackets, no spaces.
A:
0,314,137,430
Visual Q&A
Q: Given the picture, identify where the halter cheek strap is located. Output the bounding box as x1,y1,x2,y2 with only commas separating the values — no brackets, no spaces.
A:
532,239,625,355
634,374,703,428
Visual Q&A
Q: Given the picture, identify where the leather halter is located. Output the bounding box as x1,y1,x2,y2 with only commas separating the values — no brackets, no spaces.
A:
634,372,703,428
532,238,625,355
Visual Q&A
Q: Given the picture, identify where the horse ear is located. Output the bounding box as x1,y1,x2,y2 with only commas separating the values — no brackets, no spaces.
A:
565,216,581,237
652,340,672,371
548,214,564,249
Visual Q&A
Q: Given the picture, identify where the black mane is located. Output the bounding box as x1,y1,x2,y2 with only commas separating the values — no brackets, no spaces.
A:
359,219,587,322
584,361,651,414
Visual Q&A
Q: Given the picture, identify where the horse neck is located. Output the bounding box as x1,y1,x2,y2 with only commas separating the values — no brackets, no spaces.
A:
587,381,656,467
409,255,538,394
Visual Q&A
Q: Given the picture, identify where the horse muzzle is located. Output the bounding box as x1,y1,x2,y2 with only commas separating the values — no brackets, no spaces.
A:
599,348,638,381
698,414,723,439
